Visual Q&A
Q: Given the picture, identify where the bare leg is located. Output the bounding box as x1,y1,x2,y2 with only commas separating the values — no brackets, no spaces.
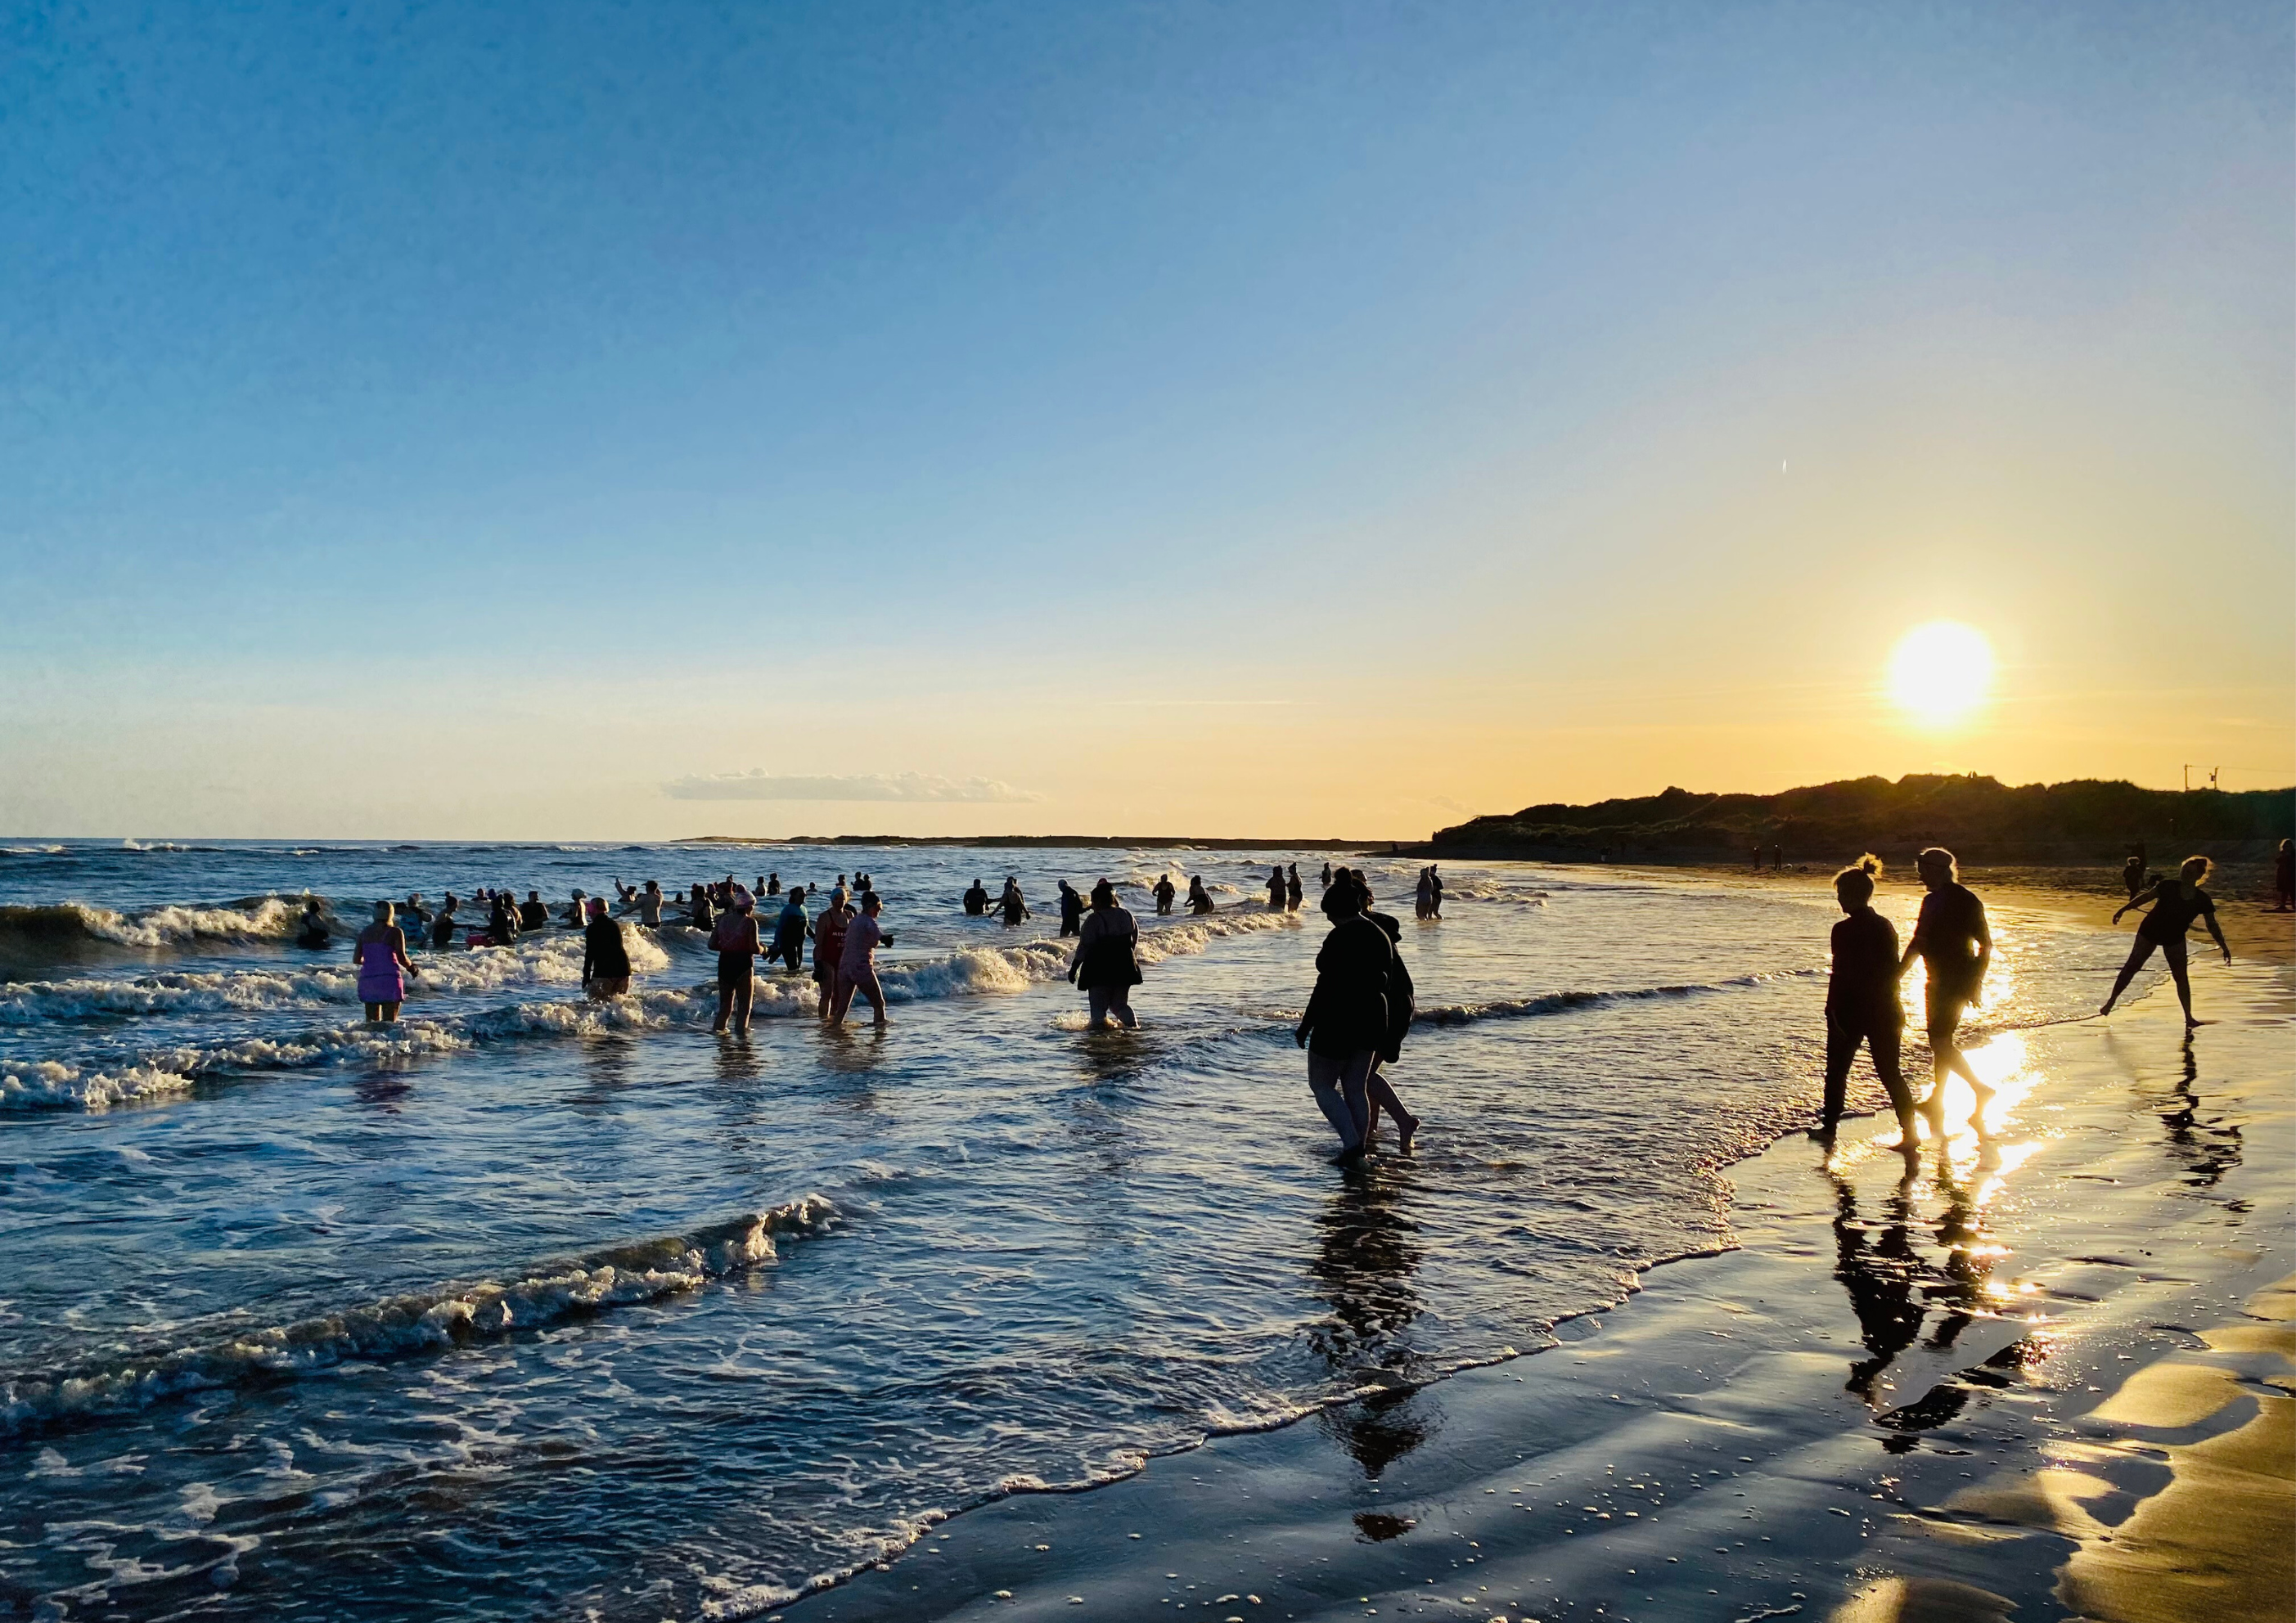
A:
732,974,754,1036
2100,937,2158,1015
2163,940,2195,1027
1367,1058,1420,1153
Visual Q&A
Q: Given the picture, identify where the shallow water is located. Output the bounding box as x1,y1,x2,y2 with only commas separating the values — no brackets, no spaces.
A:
0,842,2138,1620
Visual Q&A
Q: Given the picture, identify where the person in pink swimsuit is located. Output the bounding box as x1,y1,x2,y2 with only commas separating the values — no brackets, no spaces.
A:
830,891,894,1027
353,901,418,1023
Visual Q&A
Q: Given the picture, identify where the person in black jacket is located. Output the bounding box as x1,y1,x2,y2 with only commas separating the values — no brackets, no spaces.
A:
1295,874,1395,1161
1353,871,1424,1153
580,897,633,998
1818,855,1916,1149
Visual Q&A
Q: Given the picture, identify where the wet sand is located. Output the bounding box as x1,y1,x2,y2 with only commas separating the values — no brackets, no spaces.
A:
772,955,2292,1623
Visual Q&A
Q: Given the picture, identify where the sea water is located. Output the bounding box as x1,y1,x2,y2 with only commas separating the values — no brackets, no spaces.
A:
0,841,2136,1620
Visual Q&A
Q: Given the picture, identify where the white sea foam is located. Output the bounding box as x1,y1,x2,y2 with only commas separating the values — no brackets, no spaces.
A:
0,931,675,1030
0,1198,838,1438
0,897,301,951
0,908,1292,1111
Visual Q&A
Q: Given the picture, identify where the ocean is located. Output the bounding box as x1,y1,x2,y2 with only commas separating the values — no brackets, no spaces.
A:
0,840,2139,1621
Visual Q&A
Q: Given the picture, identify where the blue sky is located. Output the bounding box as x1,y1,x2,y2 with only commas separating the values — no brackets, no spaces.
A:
3,2,2288,837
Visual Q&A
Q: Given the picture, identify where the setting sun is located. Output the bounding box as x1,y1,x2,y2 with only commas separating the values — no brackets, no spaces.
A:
1889,621,1997,726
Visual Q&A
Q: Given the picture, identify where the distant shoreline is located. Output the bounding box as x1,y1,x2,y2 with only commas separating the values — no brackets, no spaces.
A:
678,834,1399,850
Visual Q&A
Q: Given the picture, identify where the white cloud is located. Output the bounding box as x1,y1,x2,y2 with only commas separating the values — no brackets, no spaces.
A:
663,771,1043,804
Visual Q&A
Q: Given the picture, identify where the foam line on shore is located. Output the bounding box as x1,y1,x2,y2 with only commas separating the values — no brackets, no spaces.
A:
0,1198,839,1439
1414,967,1821,1026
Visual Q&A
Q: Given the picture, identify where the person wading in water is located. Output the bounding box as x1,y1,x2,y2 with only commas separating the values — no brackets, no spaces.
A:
1068,879,1142,1030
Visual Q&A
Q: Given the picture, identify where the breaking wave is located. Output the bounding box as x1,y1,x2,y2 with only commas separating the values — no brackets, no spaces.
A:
0,897,302,951
0,1198,838,1438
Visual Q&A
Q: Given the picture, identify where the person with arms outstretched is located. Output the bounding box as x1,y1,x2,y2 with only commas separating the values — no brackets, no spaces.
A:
2101,856,2230,1027
1900,847,1992,1135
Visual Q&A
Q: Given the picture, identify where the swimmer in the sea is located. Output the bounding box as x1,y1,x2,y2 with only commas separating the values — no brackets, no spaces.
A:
771,885,810,974
997,877,1029,926
519,890,549,930
830,890,893,1027
352,901,418,1023
1058,880,1085,937
1286,864,1303,910
1152,874,1177,915
963,879,990,916
580,897,632,999
295,897,330,950
430,893,459,949
1186,876,1214,915
709,892,761,1034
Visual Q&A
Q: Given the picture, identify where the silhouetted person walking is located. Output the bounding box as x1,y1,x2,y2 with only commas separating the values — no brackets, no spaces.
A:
1152,874,1176,915
1186,876,1214,915
1295,879,1395,1161
1057,879,1085,937
1901,847,1992,1135
2102,856,2231,1027
1817,856,1917,1149
1286,864,1303,910
2275,839,2294,913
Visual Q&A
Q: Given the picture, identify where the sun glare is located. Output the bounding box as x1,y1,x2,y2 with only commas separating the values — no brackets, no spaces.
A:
1888,621,1995,727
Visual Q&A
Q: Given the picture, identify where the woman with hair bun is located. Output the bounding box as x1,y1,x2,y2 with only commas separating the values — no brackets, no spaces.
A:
2102,855,2230,1027
1818,856,1916,1149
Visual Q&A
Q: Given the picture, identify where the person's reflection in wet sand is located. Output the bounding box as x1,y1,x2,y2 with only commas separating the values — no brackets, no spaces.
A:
1307,1167,1432,1477
2148,1037,2243,1189
1923,1142,2002,1355
1827,1167,1925,1400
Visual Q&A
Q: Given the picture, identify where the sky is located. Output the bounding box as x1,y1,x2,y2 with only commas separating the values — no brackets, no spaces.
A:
2,0,2289,839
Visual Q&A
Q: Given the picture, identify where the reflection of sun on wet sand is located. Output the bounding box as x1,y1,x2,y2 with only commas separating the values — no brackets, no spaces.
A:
787,958,2293,1623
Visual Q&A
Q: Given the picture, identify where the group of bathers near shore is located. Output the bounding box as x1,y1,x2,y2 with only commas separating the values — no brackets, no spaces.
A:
1818,845,2234,1156
325,843,2241,1168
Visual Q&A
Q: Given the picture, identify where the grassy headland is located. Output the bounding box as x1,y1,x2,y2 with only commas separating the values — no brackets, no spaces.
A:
1428,772,2293,867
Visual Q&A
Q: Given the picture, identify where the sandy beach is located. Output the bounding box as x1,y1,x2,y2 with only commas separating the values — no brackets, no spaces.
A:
779,944,2292,1621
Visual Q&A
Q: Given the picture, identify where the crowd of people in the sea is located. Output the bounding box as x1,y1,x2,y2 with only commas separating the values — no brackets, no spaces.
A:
295,835,2255,1166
